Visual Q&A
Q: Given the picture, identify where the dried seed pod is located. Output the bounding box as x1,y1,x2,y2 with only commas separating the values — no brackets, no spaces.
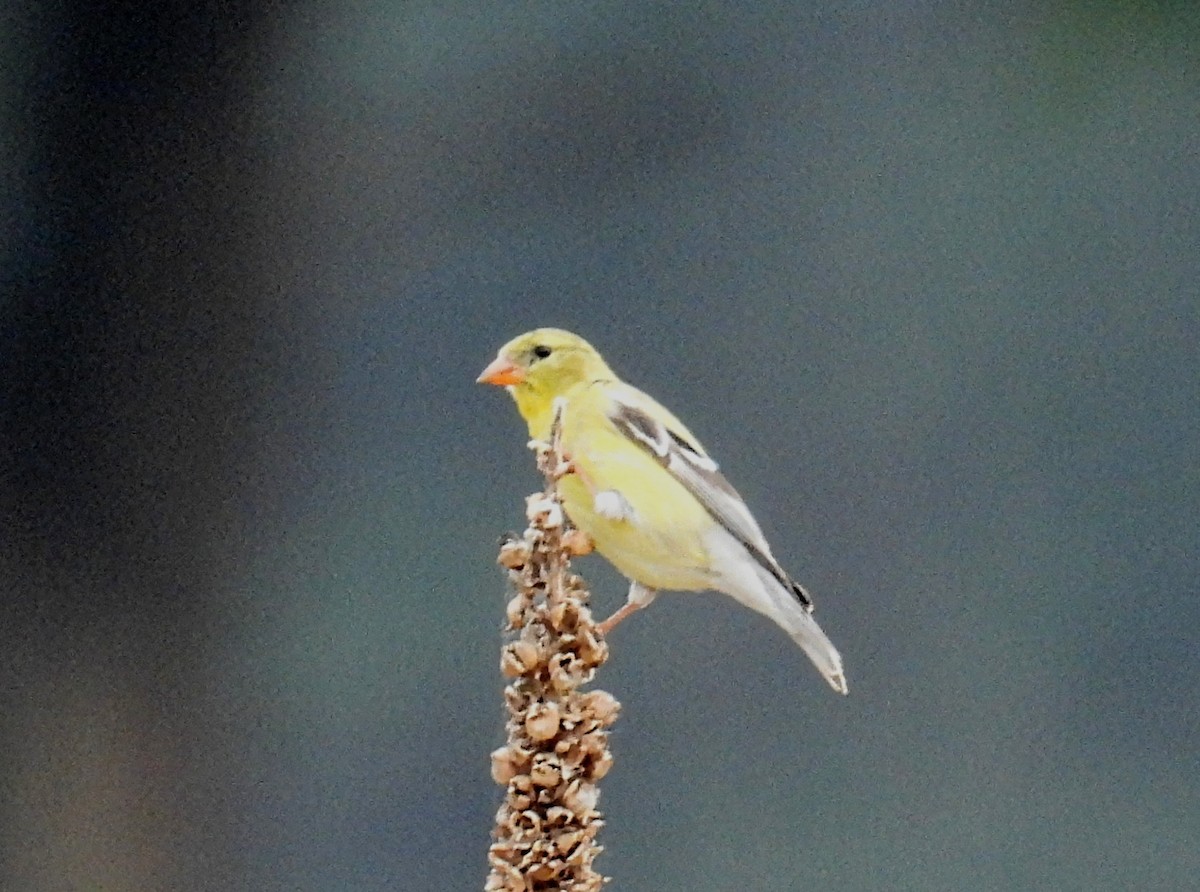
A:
555,828,582,856
529,753,562,789
499,647,525,678
582,690,621,726
511,774,534,794
488,438,618,892
525,494,563,528
505,595,528,629
547,598,578,632
574,731,602,755
507,742,534,770
561,779,599,818
503,639,542,675
491,746,520,785
516,809,542,834
503,685,529,713
574,628,607,666
524,701,561,741
590,749,614,780
556,742,583,771
527,861,557,882
497,539,531,569
548,652,586,693
561,528,594,556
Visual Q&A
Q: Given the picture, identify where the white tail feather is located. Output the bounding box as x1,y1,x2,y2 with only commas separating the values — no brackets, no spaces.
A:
706,529,849,694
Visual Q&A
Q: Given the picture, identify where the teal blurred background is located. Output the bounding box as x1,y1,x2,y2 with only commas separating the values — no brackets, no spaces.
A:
3,2,1198,889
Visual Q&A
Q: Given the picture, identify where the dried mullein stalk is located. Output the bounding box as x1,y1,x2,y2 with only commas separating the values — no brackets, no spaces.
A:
486,415,619,892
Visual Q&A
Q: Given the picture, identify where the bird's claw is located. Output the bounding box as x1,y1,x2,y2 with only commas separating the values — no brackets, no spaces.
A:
528,439,576,480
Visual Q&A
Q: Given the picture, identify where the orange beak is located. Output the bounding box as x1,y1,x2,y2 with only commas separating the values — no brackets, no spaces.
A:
477,355,526,386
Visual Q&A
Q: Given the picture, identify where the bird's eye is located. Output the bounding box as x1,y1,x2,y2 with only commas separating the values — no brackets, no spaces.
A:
532,345,552,359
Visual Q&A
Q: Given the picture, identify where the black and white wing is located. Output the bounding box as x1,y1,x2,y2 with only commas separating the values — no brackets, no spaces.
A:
605,385,814,612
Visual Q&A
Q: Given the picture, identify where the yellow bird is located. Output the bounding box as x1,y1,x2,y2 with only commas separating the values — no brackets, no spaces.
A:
478,328,848,694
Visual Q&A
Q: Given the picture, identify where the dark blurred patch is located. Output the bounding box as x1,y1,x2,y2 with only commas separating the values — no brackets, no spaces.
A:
493,48,736,198
2,2,276,623
1,3,289,887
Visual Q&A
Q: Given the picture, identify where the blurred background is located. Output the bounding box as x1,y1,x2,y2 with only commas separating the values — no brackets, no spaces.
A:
3,1,1198,889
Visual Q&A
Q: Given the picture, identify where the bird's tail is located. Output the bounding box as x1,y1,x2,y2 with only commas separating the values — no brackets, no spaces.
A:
780,602,848,695
708,530,849,694
731,562,849,695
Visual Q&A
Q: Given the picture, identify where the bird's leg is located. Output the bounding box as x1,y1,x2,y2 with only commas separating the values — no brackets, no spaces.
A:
598,581,657,636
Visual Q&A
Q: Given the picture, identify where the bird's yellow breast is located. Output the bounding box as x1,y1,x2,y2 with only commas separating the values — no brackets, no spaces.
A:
555,395,716,592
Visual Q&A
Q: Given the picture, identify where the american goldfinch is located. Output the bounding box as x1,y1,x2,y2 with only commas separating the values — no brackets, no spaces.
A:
478,328,848,695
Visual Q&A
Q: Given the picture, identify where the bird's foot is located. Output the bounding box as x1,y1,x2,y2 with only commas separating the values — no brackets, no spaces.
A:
527,439,578,481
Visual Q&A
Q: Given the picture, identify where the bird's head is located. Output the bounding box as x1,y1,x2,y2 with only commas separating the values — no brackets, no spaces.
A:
477,328,615,432
478,328,613,392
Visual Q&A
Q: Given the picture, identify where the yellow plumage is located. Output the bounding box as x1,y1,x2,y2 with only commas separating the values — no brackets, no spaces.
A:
557,390,714,591
478,328,848,694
